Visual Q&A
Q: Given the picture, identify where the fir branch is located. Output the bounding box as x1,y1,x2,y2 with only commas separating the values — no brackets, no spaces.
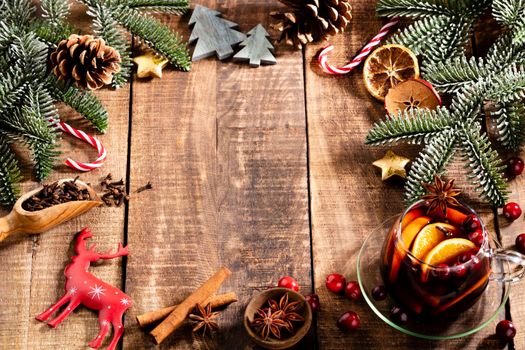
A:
492,0,525,27
423,55,486,93
377,0,454,18
88,4,132,88
48,76,109,132
108,5,191,71
116,0,189,15
0,137,22,207
485,35,525,71
1,0,34,27
31,18,76,45
365,107,455,145
404,130,457,203
493,101,525,151
0,66,27,115
513,16,525,45
40,0,70,24
459,125,508,206
485,65,525,103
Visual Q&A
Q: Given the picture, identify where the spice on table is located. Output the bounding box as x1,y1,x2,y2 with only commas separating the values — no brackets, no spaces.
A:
189,303,220,336
268,293,304,332
100,173,129,206
150,267,232,345
22,177,92,211
251,308,286,340
136,181,153,193
136,292,238,327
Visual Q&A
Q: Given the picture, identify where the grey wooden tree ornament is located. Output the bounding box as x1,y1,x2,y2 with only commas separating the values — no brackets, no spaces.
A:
189,5,246,61
233,24,276,67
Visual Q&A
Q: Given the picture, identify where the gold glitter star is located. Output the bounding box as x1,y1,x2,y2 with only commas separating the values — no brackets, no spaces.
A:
372,150,410,181
132,52,169,79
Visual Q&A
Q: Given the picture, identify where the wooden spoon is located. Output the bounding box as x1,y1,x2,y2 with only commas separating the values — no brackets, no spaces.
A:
0,179,102,242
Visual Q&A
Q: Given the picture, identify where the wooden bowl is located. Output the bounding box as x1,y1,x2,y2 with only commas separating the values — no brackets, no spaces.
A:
244,287,312,349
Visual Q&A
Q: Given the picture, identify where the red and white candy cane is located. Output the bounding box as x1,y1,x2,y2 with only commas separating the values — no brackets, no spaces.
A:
49,118,107,172
318,17,400,75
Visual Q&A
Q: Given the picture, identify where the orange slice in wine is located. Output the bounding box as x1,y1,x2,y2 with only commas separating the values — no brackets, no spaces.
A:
363,44,419,101
384,79,442,115
421,238,477,280
411,223,460,261
389,216,432,283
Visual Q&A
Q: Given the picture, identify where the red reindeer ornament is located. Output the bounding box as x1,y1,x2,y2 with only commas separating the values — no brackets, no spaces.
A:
36,228,132,350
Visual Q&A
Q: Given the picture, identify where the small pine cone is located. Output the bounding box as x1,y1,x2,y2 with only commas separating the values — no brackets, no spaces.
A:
50,34,121,90
272,0,352,49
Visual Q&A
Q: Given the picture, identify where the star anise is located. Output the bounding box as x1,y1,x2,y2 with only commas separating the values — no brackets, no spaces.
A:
421,175,461,216
250,307,286,340
189,303,220,337
268,293,305,332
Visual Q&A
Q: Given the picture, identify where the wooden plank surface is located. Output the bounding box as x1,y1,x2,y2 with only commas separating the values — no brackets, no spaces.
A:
123,1,311,349
1,1,522,349
305,1,505,349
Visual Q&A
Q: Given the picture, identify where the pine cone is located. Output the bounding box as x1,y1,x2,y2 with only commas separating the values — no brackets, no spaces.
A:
271,0,352,49
50,34,121,90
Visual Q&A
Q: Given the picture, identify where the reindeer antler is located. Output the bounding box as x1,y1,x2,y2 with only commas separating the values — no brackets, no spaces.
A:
97,242,129,260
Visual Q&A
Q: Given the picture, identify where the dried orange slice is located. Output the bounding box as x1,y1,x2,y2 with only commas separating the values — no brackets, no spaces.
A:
411,223,460,261
384,79,442,115
363,44,419,101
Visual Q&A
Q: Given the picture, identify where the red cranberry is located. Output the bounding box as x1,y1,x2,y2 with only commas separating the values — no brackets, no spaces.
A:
503,202,522,221
371,285,387,301
337,311,360,331
431,263,451,280
458,252,474,263
468,229,485,247
390,306,408,325
344,281,362,301
453,261,468,278
278,276,299,291
325,274,346,294
496,320,516,342
516,233,525,254
463,214,481,231
507,157,524,177
305,294,320,313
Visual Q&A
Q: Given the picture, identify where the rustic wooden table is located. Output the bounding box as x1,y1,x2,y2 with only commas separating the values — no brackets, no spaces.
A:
2,1,525,349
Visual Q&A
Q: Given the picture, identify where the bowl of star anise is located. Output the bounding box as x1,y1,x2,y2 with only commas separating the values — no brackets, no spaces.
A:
244,287,312,349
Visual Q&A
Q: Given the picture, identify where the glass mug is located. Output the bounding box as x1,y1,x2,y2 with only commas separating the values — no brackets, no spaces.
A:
381,200,525,317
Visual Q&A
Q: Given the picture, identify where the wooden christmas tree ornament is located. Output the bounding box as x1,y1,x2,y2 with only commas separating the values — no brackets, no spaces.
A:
133,52,169,79
189,5,246,61
233,24,276,67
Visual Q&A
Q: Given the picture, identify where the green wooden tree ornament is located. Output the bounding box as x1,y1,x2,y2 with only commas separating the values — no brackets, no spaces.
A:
189,5,246,61
233,24,277,67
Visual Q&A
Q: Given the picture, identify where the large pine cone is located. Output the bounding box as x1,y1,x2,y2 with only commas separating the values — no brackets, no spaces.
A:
272,0,352,49
50,34,121,90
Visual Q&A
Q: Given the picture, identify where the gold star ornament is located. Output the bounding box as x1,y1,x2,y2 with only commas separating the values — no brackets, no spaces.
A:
132,52,169,79
373,150,411,181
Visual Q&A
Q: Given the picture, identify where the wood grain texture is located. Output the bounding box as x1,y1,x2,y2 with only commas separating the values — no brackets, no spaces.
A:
305,1,504,349
123,1,311,349
0,3,130,349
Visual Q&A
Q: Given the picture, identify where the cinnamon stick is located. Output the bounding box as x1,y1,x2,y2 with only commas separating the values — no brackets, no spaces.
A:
136,292,238,327
150,267,231,344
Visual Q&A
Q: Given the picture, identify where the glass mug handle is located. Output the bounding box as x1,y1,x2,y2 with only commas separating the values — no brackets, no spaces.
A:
490,248,525,283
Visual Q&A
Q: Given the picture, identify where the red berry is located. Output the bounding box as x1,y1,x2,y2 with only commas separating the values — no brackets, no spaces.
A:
278,276,299,291
507,157,524,177
337,311,360,331
431,263,451,280
496,320,516,342
325,274,346,294
503,202,522,221
468,229,485,247
305,294,320,313
372,285,387,301
453,261,468,278
463,214,481,231
516,233,525,254
344,281,362,301
458,252,474,263
390,306,409,325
